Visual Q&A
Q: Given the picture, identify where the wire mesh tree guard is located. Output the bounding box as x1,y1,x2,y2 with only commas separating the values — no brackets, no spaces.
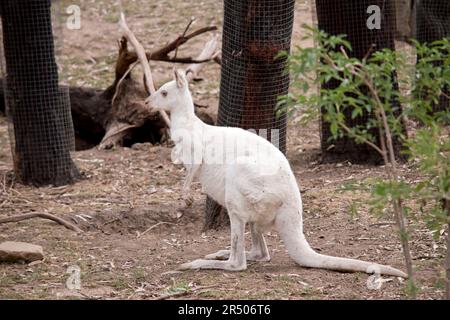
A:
0,0,79,186
313,0,407,164
204,0,295,230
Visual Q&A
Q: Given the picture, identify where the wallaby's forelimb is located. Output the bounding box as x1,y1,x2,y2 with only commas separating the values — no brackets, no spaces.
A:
181,164,199,207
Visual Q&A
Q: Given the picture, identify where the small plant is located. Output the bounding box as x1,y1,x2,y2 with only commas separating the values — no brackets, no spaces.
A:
280,25,449,299
167,280,192,294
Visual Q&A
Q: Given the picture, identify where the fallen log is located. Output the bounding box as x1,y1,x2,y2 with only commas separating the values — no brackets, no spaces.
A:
0,81,110,149
0,80,214,151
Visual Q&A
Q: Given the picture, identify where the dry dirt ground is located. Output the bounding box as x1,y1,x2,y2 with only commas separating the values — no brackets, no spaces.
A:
0,0,447,300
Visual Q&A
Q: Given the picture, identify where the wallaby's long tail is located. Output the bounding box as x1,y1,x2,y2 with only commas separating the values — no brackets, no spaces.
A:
276,207,408,278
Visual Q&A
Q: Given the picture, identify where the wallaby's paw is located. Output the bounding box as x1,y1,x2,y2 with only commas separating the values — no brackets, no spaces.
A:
183,195,194,207
204,250,230,260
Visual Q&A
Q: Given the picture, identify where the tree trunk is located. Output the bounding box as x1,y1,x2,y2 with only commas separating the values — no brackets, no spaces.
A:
395,0,416,40
204,0,295,230
315,0,406,164
0,0,80,186
0,81,125,150
416,0,450,114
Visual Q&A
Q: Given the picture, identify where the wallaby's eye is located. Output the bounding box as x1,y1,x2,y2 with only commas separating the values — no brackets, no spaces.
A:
161,90,168,97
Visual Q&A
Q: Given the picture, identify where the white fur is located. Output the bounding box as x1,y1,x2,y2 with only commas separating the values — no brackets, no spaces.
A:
145,70,407,278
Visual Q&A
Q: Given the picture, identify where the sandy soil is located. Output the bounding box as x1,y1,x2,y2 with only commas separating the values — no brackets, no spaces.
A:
0,0,447,300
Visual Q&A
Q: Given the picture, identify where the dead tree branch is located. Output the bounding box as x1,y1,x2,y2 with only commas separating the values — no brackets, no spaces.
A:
185,34,219,81
116,26,217,68
155,285,217,300
151,26,217,60
119,12,171,127
173,18,196,60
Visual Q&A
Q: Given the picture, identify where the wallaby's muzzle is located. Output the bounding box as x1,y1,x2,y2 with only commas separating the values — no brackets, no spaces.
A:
144,96,155,111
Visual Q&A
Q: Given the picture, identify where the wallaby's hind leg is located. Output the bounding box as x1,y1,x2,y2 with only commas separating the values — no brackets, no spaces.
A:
204,223,270,262
247,223,270,261
179,213,247,271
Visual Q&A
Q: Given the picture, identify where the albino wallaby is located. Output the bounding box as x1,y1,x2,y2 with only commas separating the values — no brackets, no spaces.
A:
145,69,407,278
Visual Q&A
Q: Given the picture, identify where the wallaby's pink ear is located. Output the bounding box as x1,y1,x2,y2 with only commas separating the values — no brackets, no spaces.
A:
174,69,187,89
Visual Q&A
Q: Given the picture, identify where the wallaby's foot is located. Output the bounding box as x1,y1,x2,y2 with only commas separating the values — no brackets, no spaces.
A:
183,195,194,207
247,250,271,262
178,259,247,271
204,250,271,262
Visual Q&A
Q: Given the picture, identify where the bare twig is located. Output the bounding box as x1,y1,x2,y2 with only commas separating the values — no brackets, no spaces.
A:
0,212,83,233
99,122,138,149
102,217,121,226
339,122,385,156
173,18,195,60
194,102,209,109
138,221,175,238
121,26,217,65
151,26,217,59
369,222,397,227
155,56,215,64
111,60,139,107
155,285,217,300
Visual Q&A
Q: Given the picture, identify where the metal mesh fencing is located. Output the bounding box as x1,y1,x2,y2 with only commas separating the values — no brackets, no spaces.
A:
416,0,450,44
0,0,78,186
216,0,295,153
312,0,407,163
311,0,449,163
416,0,450,113
204,0,295,229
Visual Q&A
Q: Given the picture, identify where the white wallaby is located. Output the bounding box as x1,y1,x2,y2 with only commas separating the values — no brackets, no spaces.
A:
145,69,407,278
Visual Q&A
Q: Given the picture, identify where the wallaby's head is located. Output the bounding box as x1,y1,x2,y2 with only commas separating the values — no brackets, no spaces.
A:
145,69,190,113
